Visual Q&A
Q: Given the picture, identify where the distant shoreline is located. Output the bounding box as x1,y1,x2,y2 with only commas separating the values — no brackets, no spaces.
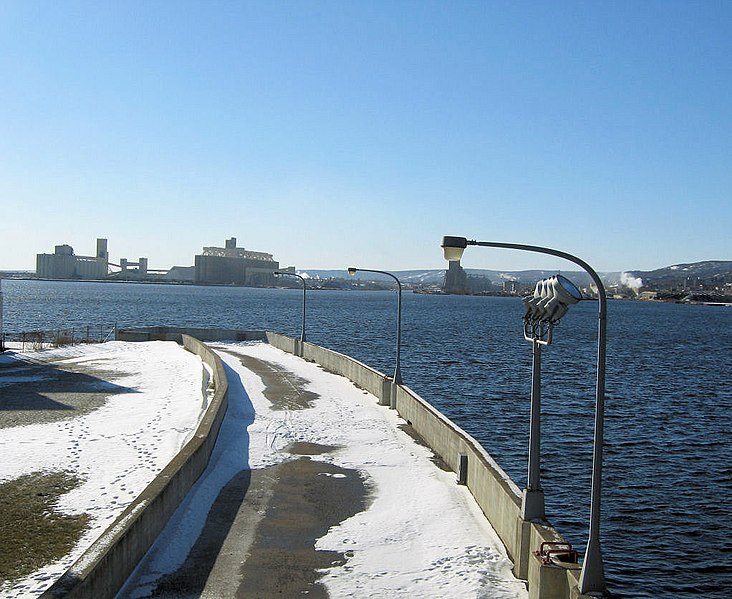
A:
2,276,730,306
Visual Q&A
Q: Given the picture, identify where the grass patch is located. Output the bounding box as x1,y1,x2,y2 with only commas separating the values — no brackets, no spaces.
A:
0,470,89,584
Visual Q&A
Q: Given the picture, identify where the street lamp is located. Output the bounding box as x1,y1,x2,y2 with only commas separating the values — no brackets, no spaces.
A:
273,271,307,343
521,275,582,522
347,267,403,387
441,235,608,595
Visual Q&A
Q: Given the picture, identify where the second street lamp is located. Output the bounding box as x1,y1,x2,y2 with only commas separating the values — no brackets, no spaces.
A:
347,267,403,392
273,270,307,344
441,235,608,596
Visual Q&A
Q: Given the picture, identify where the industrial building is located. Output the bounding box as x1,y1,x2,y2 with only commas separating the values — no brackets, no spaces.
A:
36,239,109,280
194,238,280,286
35,236,284,286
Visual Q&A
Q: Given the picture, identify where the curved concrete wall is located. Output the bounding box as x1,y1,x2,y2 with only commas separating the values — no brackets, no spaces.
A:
116,326,266,344
41,335,229,599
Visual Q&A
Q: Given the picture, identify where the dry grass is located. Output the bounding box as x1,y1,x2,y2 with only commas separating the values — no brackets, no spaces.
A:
0,470,89,583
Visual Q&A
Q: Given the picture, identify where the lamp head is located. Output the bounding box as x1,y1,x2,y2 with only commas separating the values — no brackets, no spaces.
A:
553,274,582,304
524,275,582,324
273,271,280,278
441,236,468,262
347,267,358,276
542,275,581,321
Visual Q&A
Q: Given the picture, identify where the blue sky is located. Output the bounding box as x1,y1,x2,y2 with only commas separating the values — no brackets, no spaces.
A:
1,1,730,273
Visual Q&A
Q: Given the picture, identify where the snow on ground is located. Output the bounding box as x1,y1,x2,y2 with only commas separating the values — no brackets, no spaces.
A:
2,340,527,598
229,342,528,599
118,345,261,597
122,341,527,598
0,341,207,598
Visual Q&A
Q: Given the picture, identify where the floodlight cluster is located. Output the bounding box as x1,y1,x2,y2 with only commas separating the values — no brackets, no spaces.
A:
522,275,582,325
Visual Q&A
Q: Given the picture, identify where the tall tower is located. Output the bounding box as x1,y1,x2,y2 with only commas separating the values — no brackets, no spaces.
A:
443,260,469,294
96,238,109,262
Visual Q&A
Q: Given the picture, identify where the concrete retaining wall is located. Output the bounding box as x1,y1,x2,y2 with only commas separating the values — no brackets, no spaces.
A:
116,326,266,344
41,335,229,598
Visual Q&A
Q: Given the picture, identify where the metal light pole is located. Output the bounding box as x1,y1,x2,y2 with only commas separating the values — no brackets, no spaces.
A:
273,271,307,343
347,267,403,386
524,331,544,519
441,236,607,595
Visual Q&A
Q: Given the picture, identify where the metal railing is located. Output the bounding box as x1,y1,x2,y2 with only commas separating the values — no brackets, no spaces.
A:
2,324,117,351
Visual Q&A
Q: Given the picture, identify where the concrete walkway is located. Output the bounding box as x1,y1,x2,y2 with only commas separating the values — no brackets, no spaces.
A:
120,343,528,599
131,352,370,598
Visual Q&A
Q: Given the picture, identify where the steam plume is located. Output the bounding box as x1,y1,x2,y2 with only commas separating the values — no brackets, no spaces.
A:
620,272,643,293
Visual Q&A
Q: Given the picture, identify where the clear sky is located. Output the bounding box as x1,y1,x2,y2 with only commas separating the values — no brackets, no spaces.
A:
1,1,730,273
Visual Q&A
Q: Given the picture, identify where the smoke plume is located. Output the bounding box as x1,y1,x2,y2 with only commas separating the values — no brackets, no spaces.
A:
620,272,643,293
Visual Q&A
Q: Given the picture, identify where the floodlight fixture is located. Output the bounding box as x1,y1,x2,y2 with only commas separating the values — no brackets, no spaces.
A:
542,275,582,321
522,274,582,344
518,272,583,521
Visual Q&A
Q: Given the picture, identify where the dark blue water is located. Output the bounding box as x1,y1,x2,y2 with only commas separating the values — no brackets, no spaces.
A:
3,279,731,598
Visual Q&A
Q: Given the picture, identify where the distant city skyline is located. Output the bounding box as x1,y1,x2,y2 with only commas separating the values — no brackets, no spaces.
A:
1,2,730,273
9,233,730,276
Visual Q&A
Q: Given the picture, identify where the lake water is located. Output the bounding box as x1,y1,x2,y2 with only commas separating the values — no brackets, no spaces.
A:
2,279,731,598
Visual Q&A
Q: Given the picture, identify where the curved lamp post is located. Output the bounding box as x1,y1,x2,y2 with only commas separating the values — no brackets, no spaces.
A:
347,267,403,387
441,235,607,595
273,271,307,343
